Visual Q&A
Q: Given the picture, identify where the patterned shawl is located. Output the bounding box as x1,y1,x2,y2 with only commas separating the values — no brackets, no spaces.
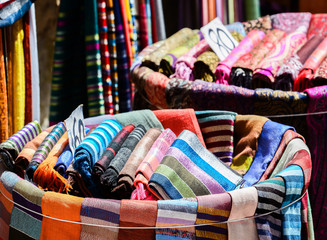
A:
193,50,219,83
271,12,312,35
312,57,327,88
242,15,272,34
307,14,327,39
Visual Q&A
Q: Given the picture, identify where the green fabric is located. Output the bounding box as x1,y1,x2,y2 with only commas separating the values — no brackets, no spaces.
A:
114,110,163,130
245,0,260,20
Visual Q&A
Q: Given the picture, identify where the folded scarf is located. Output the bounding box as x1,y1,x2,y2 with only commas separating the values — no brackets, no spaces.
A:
25,122,66,180
252,31,307,89
193,50,220,82
159,30,202,77
294,37,327,92
275,34,324,91
242,15,272,34
307,13,327,39
132,128,176,200
33,132,71,193
156,199,197,240
254,176,285,240
80,198,120,240
92,124,135,182
14,126,54,178
230,29,286,88
84,114,115,129
100,125,146,195
271,12,312,35
67,163,92,197
231,115,269,175
195,110,236,164
227,187,258,240
53,145,73,177
243,120,293,187
195,192,231,240
215,30,265,85
0,0,33,27
142,28,194,71
149,130,243,200
111,128,161,199
73,119,122,197
118,200,157,240
312,57,327,87
0,121,41,171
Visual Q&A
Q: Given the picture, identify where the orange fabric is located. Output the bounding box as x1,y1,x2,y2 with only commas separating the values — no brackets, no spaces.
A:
120,0,133,67
33,132,71,193
40,192,83,240
153,108,206,147
0,29,8,143
208,0,216,22
0,181,13,240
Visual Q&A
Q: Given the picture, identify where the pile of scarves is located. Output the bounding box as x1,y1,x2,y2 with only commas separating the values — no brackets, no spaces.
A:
0,108,313,239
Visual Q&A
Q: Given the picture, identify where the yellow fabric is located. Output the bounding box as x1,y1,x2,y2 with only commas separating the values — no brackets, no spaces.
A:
12,19,25,133
125,0,135,59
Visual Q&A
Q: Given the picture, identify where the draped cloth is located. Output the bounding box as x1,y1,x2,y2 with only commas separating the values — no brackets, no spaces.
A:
271,12,312,35
0,29,8,143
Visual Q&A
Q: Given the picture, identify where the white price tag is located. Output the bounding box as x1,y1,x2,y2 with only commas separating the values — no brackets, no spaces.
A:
200,17,238,61
64,105,85,154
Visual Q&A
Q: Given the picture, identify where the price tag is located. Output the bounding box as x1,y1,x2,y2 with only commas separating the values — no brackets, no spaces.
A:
200,17,238,61
64,105,85,154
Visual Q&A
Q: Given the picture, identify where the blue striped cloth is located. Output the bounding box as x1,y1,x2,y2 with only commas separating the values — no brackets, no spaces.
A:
276,165,304,240
73,119,122,196
0,0,33,27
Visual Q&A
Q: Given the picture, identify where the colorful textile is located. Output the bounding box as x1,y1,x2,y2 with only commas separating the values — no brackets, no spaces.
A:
129,0,139,57
275,34,324,91
73,119,122,196
227,187,258,240
231,115,268,175
118,200,157,240
112,128,161,199
120,0,133,67
195,110,236,164
193,50,220,83
0,0,33,27
0,29,8,143
100,125,146,194
54,145,73,177
254,177,285,240
0,121,41,171
313,57,327,83
156,199,197,239
271,12,312,35
215,30,265,85
132,128,176,200
243,120,293,187
10,179,44,240
252,31,307,89
149,130,243,200
67,163,93,198
225,22,247,37
145,0,152,46
307,14,327,39
242,15,272,34
195,192,231,240
294,37,327,92
40,192,83,240
92,124,135,182
15,127,53,178
25,122,66,180
138,0,149,50
80,198,120,239
153,0,166,41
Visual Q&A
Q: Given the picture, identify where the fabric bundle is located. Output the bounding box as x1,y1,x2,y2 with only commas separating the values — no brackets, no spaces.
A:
215,30,265,85
0,121,41,171
312,57,327,87
271,12,312,35
149,130,243,200
25,122,66,180
193,50,220,82
53,144,73,177
242,15,272,34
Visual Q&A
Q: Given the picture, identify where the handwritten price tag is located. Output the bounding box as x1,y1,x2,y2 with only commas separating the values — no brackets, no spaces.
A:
200,17,238,61
64,105,85,154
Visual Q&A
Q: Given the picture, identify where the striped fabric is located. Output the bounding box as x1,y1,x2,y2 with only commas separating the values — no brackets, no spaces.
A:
149,130,243,200
73,119,122,196
0,121,41,170
80,198,120,240
156,198,198,240
25,122,66,180
276,165,304,239
145,0,152,45
195,192,232,240
84,0,105,116
129,0,138,57
97,0,114,115
10,179,44,240
105,0,119,113
137,0,148,50
254,177,286,240
195,110,236,165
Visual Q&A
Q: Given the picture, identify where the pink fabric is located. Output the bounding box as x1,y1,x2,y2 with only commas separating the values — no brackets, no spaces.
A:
215,30,265,85
145,72,170,109
271,12,312,35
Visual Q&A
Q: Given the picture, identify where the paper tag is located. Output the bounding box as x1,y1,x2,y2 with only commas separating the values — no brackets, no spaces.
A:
64,105,85,154
200,17,238,61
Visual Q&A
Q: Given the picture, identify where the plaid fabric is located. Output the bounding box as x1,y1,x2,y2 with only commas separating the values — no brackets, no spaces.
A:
80,198,120,239
105,0,119,113
25,122,66,180
97,0,114,114
195,192,232,240
156,199,198,240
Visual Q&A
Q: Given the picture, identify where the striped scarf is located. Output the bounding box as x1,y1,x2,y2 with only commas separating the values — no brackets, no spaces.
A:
73,119,122,196
149,130,243,200
0,121,41,170
0,0,33,27
25,122,66,180
156,198,198,240
254,177,286,240
195,192,232,240
129,0,138,57
195,110,236,165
